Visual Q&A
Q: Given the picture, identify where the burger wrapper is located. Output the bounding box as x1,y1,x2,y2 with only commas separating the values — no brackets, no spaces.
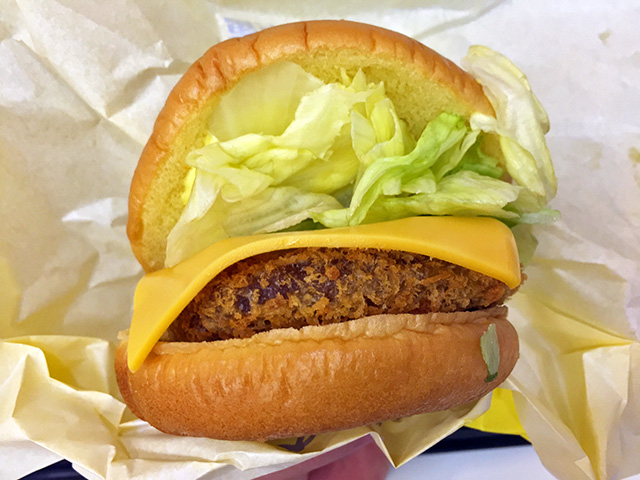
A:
1,1,639,479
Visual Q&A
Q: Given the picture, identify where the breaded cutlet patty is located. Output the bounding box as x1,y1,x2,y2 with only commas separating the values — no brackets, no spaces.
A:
166,248,514,342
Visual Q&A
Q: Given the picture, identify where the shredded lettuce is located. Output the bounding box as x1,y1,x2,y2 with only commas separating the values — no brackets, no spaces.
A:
315,113,482,227
165,63,377,266
481,323,500,382
166,51,558,266
511,224,539,267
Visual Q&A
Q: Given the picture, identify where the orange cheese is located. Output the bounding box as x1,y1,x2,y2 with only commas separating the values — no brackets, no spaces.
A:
127,216,520,372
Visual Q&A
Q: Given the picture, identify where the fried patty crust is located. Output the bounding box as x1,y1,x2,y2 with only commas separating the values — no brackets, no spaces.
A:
167,248,513,342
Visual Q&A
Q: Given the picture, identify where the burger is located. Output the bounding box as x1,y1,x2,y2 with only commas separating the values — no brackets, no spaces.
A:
115,20,556,442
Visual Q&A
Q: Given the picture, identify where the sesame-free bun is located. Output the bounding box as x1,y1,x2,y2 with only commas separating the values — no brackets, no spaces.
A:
127,20,495,272
116,307,518,441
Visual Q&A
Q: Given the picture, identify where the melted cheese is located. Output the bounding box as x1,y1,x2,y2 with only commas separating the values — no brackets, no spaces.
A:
127,217,520,372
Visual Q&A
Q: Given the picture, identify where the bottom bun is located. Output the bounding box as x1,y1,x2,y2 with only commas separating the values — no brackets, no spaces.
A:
115,307,518,441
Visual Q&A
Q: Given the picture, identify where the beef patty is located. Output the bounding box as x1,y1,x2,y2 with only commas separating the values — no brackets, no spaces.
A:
167,248,514,342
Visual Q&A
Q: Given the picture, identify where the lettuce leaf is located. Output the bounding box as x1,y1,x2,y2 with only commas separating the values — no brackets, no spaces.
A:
208,61,325,140
314,112,470,226
481,323,500,382
166,185,342,267
462,46,557,211
282,125,359,195
353,171,520,229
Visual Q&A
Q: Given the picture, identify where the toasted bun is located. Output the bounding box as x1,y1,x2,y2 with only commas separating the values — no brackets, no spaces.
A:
127,20,495,272
115,307,518,441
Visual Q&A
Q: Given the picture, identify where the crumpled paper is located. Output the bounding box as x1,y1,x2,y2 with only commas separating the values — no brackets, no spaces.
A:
1,1,639,479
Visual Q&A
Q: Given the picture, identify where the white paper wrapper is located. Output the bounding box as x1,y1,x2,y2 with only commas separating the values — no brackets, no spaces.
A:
1,1,639,479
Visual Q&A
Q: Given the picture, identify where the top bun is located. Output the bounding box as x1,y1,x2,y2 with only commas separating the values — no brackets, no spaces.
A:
127,20,495,272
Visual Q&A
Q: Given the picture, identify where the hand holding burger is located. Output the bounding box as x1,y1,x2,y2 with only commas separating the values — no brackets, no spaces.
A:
116,20,556,441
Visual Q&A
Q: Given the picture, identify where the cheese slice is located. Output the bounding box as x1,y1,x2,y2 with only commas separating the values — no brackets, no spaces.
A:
127,216,520,372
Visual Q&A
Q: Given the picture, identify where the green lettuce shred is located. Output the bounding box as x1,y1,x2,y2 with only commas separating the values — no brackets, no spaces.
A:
166,52,558,266
481,323,500,382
